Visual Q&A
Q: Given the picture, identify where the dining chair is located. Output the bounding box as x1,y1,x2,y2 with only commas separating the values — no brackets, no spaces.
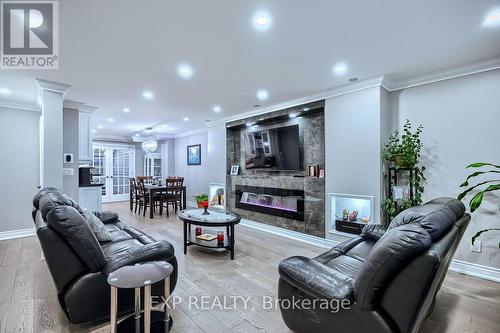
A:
136,176,153,184
136,178,161,216
129,177,137,212
162,177,184,217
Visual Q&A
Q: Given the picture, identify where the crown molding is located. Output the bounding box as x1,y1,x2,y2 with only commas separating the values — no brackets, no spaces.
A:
200,75,385,130
173,127,209,139
35,78,71,94
63,99,86,110
385,56,500,91
0,99,40,113
79,104,98,113
93,134,132,142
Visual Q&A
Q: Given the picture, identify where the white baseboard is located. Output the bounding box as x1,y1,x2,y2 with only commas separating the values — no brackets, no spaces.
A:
0,227,36,241
240,219,500,284
449,259,500,283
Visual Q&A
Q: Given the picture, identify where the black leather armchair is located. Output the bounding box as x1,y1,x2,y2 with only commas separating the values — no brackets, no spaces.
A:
278,198,470,333
32,188,178,325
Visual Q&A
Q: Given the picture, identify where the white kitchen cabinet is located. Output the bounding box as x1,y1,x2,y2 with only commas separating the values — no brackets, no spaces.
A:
79,186,103,211
79,111,93,163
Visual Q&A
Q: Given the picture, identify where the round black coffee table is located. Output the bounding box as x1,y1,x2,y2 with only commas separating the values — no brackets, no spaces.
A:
177,209,241,260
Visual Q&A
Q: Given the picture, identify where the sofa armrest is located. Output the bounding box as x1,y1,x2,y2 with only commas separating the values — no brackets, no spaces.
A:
278,256,354,301
92,210,119,224
333,237,364,254
104,240,175,274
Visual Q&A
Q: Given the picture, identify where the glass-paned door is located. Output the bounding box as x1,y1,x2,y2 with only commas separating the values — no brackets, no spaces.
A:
92,147,107,196
144,153,161,178
93,145,135,202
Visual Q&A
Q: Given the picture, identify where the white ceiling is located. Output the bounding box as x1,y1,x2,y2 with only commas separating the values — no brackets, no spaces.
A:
1,0,499,139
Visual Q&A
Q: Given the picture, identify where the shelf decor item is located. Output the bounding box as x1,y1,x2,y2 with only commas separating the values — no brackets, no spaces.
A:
382,120,426,223
187,144,201,165
217,231,224,246
230,165,239,175
458,162,500,248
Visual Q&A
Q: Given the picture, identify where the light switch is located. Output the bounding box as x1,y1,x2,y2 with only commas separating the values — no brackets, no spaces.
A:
63,168,74,176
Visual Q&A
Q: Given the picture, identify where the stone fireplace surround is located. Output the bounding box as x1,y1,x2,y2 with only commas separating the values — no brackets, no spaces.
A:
226,100,325,238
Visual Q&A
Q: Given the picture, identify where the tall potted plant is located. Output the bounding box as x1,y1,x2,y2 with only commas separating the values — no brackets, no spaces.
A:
458,162,500,248
382,120,426,222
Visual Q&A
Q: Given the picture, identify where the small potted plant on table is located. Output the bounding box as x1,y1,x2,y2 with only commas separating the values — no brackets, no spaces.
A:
194,193,209,208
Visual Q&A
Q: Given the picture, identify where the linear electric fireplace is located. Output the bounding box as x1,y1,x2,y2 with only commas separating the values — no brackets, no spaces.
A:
235,185,305,220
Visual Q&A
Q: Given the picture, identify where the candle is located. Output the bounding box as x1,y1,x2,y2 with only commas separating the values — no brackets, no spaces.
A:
217,231,224,245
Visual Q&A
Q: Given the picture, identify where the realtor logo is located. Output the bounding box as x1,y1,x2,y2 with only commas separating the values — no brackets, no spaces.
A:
1,1,58,69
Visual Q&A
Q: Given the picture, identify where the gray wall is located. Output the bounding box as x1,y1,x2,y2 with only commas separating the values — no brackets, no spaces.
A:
392,69,500,269
0,108,40,233
207,124,226,184
324,86,385,241
174,132,209,204
63,108,79,200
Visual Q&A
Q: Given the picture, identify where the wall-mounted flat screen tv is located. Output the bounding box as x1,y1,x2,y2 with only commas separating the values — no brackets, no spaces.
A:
244,124,301,171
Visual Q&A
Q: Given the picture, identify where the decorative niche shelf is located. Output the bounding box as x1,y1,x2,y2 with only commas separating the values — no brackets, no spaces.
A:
329,193,374,236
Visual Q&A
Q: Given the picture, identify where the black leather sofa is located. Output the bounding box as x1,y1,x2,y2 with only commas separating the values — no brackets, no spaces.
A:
278,197,470,333
32,187,178,325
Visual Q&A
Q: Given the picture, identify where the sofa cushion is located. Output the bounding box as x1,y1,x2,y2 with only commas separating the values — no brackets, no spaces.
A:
81,208,112,242
39,190,82,220
107,230,133,243
344,240,376,262
388,197,464,241
92,210,119,224
101,239,146,258
46,205,106,272
355,224,431,311
103,240,175,274
323,255,363,278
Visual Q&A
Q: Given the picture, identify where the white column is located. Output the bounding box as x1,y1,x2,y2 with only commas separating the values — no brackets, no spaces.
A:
36,78,71,189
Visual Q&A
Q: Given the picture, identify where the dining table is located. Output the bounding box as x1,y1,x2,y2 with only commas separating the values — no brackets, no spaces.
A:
129,184,187,219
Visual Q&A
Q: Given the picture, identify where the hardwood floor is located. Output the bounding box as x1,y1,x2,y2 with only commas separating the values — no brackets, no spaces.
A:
0,201,498,333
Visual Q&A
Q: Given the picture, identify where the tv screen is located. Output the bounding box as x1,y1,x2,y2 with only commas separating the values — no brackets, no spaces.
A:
244,125,301,171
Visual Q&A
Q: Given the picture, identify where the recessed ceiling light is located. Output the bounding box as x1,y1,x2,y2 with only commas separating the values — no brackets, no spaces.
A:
483,9,500,27
289,113,298,119
91,129,97,133
333,62,348,76
213,105,222,113
183,117,190,122
258,118,265,121
253,11,272,31
123,107,130,113
135,133,140,137
256,89,269,101
97,124,104,129
303,107,310,111
107,117,115,123
0,87,11,95
177,64,194,79
142,90,154,100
